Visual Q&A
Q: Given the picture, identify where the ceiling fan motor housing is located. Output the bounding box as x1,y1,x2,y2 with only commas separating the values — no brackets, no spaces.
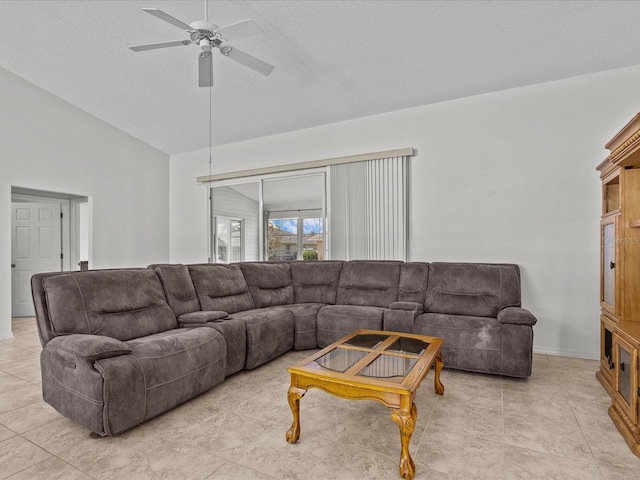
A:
189,20,225,50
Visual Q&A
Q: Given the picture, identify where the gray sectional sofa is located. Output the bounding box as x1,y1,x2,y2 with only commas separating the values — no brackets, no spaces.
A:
31,260,537,436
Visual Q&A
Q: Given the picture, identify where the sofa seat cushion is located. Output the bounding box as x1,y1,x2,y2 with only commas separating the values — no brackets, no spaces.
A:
124,327,226,420
413,313,502,375
316,305,385,347
272,303,323,350
233,308,294,369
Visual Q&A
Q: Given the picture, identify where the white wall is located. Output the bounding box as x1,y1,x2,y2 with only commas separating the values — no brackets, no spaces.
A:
171,65,640,359
0,66,170,339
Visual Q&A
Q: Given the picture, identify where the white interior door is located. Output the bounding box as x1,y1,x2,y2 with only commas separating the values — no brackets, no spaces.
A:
11,202,62,317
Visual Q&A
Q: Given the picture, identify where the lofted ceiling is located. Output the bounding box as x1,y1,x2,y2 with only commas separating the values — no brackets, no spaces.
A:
1,1,640,155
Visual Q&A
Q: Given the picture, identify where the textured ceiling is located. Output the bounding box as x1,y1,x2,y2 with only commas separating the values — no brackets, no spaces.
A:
1,1,640,155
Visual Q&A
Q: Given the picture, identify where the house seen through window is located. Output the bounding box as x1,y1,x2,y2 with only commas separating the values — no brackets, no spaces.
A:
268,217,325,261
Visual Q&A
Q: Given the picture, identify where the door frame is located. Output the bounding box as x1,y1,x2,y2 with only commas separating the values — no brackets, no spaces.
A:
10,187,91,317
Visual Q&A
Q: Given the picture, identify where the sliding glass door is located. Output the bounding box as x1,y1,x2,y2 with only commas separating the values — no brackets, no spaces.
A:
209,171,326,262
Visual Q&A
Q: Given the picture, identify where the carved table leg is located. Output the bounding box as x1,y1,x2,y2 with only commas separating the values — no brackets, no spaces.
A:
390,400,417,480
434,351,445,395
286,385,306,444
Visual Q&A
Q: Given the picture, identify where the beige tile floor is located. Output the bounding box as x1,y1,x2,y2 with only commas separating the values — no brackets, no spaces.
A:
1,317,639,479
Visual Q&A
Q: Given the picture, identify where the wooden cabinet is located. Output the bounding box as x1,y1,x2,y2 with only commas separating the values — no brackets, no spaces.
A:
597,113,640,457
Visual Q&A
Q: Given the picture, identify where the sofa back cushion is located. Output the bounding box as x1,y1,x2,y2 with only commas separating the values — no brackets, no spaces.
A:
239,262,294,308
398,262,429,303
188,264,255,314
424,263,521,317
336,261,401,308
42,269,178,341
289,261,344,304
152,264,200,317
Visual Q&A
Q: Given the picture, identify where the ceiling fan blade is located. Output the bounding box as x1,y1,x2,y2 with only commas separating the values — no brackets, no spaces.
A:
142,8,194,32
129,40,192,52
216,19,263,41
199,51,213,87
221,46,275,76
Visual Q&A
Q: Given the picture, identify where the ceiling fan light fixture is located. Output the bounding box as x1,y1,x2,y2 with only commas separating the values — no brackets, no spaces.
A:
200,37,212,51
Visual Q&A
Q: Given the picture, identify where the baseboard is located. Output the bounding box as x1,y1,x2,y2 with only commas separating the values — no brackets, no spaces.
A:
533,346,598,361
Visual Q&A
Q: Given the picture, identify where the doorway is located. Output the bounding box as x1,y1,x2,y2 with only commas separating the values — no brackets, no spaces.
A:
10,187,90,317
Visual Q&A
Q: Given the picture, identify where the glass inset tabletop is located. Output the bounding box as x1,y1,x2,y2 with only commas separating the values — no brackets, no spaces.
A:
308,333,429,382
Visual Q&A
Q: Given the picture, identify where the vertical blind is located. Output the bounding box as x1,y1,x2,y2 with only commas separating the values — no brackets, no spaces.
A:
330,155,408,261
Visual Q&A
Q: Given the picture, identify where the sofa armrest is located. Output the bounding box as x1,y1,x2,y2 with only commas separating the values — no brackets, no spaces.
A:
389,301,424,315
178,311,229,325
497,307,537,326
46,334,131,363
384,304,424,334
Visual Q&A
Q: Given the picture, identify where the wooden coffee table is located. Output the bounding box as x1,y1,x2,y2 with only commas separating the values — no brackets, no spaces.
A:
286,329,444,480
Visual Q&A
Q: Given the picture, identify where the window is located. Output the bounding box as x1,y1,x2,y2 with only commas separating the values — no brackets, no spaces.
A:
214,216,244,263
267,216,325,261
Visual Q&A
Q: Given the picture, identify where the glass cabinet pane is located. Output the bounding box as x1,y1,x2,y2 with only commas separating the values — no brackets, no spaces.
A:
603,223,615,306
604,325,613,370
619,346,632,405
638,362,640,421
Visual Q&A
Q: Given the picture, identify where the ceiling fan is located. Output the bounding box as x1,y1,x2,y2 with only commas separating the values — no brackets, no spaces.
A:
129,5,275,87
